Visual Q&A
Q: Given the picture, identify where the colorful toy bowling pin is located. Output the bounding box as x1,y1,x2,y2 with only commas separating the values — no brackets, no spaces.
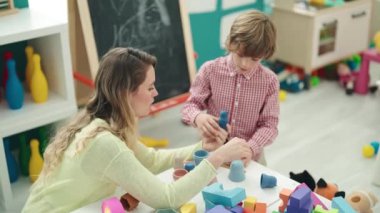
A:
19,133,30,176
5,59,24,110
29,139,43,183
38,125,49,156
25,46,34,90
4,138,19,183
2,51,13,90
30,54,48,103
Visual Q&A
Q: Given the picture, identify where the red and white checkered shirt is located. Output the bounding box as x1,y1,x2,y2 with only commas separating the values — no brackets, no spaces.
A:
182,54,279,161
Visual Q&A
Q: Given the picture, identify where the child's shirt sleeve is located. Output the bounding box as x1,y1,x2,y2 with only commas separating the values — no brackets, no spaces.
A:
81,133,217,209
247,74,280,159
181,62,212,125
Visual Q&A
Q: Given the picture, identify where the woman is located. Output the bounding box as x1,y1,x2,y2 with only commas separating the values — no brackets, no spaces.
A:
22,47,251,212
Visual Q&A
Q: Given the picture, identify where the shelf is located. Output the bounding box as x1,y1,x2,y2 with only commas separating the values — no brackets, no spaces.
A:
0,9,67,45
0,92,77,137
0,0,77,210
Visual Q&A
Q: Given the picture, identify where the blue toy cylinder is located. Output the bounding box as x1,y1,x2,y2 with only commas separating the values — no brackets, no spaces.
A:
219,111,228,130
5,59,24,110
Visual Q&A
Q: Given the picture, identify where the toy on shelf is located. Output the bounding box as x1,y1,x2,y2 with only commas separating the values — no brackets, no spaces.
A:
4,138,19,183
25,45,34,90
5,59,24,109
2,51,12,90
29,139,43,183
18,132,30,176
30,54,49,103
346,191,378,213
310,0,345,7
139,136,169,148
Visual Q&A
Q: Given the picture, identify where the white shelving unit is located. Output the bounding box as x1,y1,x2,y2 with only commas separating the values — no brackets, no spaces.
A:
0,4,77,210
272,0,372,74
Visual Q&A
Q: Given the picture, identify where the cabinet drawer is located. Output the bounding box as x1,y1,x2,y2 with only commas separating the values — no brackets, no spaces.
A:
337,3,371,56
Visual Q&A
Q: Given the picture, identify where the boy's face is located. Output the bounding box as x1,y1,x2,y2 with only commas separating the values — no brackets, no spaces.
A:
231,51,261,73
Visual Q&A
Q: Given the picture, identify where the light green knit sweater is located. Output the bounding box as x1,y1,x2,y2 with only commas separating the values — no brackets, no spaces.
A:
22,118,216,212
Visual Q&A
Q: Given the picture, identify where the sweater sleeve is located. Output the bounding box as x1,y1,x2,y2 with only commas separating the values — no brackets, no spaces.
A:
81,133,216,209
132,140,203,174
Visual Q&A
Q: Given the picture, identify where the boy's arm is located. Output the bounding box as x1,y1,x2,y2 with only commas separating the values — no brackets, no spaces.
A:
247,75,280,160
181,63,212,125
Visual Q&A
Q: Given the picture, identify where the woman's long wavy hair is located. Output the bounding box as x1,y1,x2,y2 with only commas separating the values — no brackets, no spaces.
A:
39,47,156,180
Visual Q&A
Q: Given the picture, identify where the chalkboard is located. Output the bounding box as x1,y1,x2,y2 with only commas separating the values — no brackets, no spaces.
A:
77,0,196,104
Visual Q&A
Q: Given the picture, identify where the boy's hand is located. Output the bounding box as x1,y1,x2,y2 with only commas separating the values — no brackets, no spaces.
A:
201,126,229,151
195,113,221,138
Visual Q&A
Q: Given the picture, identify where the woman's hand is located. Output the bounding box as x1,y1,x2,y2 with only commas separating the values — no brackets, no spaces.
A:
201,125,229,151
207,137,252,168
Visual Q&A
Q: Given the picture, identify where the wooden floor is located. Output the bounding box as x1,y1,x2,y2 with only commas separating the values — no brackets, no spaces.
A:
140,80,380,210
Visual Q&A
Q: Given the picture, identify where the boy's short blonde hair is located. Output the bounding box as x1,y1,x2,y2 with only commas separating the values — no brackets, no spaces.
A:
225,10,276,59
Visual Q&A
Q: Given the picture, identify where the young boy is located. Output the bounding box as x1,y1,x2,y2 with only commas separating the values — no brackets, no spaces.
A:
182,10,279,165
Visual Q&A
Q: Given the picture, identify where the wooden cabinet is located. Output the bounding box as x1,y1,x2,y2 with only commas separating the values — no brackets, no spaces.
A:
272,0,372,74
0,4,77,210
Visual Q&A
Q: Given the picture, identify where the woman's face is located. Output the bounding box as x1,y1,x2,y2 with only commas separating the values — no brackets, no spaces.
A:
131,65,158,117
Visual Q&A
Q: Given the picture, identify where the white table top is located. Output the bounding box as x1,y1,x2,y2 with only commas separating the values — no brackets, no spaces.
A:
73,161,331,212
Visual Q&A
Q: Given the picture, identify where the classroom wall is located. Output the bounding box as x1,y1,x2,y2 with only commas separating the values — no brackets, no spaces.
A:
184,0,272,69
371,0,380,38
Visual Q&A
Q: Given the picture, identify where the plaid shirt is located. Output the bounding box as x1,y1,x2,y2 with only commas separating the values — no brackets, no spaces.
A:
182,54,279,161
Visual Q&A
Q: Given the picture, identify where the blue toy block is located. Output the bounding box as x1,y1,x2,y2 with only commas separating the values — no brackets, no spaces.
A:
331,197,356,213
287,198,313,213
206,205,230,213
230,205,244,213
289,185,311,208
219,111,228,130
202,183,246,207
